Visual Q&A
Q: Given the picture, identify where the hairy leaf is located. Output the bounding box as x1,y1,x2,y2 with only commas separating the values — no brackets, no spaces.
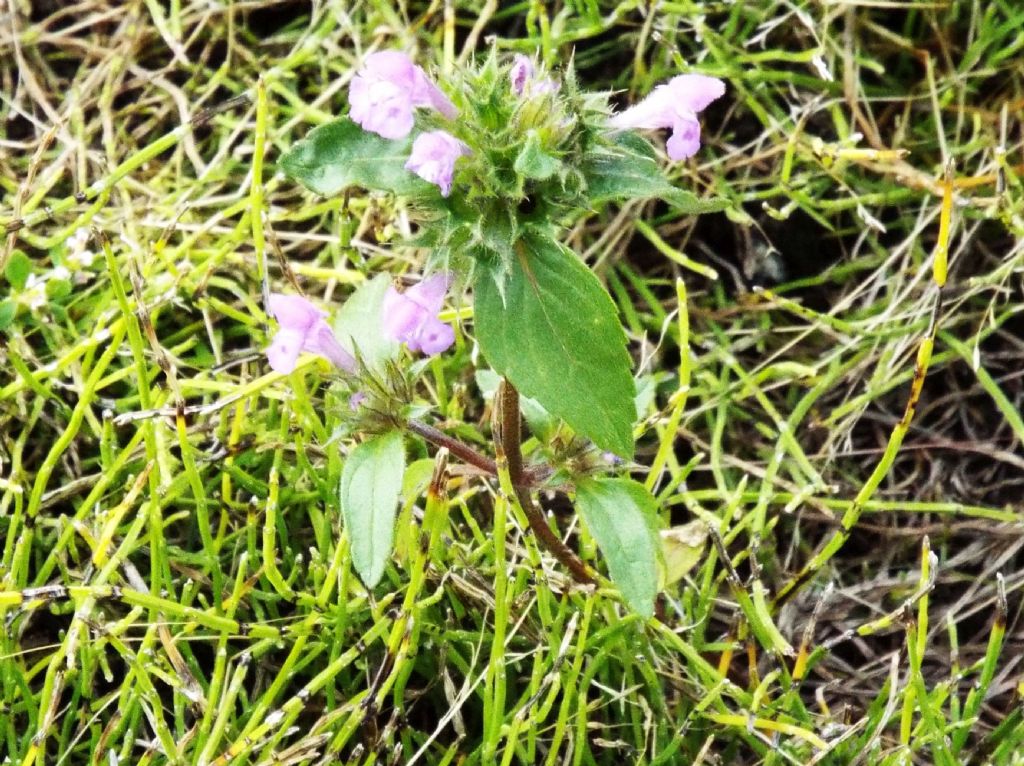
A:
474,232,635,457
575,478,662,617
280,117,436,198
583,133,728,214
339,431,406,588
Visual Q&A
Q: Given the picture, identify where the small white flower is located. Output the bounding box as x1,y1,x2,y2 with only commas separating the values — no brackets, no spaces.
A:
24,274,47,311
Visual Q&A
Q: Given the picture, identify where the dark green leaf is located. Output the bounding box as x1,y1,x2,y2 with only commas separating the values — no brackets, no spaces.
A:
5,250,31,290
583,133,729,214
575,477,661,618
474,232,635,457
470,204,518,269
339,431,406,588
280,117,437,198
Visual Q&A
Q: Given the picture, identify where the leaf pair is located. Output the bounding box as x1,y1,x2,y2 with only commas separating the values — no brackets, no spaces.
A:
341,441,664,618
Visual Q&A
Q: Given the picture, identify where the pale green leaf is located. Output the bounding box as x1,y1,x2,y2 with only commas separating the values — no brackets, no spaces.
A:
339,431,406,588
5,250,31,290
660,520,708,587
575,477,662,618
332,275,399,371
0,299,16,331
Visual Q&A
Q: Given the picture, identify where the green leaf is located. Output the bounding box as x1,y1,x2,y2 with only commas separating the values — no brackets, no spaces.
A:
401,458,436,503
583,132,729,214
46,278,72,300
339,431,406,588
514,130,560,180
5,250,31,290
332,274,399,371
575,478,661,618
0,299,16,331
280,117,437,198
474,232,635,457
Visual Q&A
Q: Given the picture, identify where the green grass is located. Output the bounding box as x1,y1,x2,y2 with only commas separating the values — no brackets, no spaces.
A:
2,1,1024,764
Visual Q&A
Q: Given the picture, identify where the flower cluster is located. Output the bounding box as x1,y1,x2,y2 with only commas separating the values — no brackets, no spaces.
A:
22,228,97,312
266,278,455,374
349,51,467,196
348,49,724,199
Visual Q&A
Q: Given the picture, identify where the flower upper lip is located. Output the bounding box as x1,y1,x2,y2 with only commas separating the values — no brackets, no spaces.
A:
348,51,456,140
381,273,456,356
265,293,355,374
608,73,725,160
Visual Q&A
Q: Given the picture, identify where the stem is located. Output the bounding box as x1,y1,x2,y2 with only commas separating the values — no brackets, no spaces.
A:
498,381,524,481
406,418,498,476
405,417,551,487
497,381,594,585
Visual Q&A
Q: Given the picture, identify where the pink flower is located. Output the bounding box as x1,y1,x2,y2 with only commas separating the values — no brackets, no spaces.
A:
608,74,725,160
349,51,457,140
510,54,558,96
266,293,356,374
404,131,470,196
381,274,455,355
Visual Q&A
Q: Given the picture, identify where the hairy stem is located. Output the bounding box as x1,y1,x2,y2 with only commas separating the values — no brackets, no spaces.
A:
406,418,498,476
406,416,551,486
497,380,594,585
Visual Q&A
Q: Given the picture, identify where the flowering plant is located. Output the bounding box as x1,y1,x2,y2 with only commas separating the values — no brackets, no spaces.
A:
277,50,726,616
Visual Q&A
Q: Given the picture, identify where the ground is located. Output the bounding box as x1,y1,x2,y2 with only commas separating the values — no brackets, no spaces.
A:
1,1,1023,764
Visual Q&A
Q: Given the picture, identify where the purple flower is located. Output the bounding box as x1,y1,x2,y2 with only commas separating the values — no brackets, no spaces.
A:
404,131,470,196
381,273,455,355
608,74,725,160
510,54,533,95
349,51,457,140
266,293,356,374
510,54,558,96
